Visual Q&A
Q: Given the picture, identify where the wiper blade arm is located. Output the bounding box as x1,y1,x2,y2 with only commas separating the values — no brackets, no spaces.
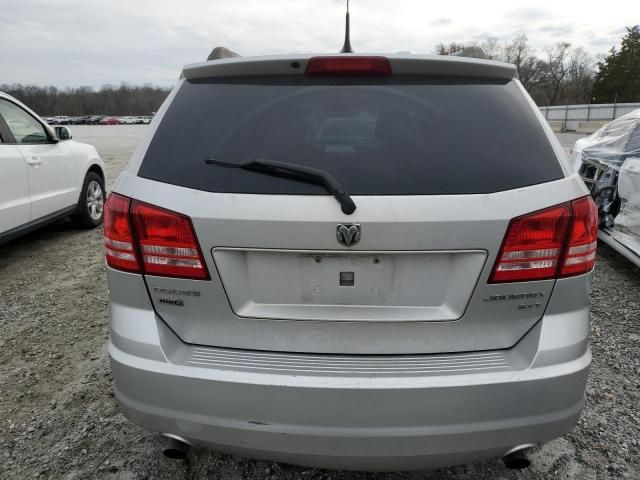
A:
205,158,356,215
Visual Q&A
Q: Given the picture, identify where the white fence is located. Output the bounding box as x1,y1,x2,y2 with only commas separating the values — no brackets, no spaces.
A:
539,102,640,131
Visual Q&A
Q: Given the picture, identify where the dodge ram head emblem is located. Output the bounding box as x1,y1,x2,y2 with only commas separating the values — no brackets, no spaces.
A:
337,224,361,246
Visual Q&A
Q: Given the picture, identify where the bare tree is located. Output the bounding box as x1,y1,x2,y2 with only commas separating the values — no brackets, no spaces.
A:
479,38,501,60
543,42,572,105
434,42,467,55
502,35,530,65
433,35,598,106
565,47,595,103
500,35,547,91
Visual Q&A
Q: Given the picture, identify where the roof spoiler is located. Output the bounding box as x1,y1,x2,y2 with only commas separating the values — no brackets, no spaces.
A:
449,46,488,60
207,47,242,61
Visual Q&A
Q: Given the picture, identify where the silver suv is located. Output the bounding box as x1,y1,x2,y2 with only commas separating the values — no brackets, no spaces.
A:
105,53,596,471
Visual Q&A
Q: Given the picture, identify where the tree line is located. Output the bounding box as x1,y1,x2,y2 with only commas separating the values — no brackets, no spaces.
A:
592,26,640,103
0,83,170,116
437,25,639,106
2,26,638,114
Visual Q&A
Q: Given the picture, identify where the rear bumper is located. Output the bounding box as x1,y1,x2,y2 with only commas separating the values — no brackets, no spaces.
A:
110,340,589,471
108,268,592,470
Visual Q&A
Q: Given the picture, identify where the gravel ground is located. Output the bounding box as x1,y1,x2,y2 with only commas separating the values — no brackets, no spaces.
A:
0,126,639,479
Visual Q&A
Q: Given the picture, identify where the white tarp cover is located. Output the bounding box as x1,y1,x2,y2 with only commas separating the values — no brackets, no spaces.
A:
574,108,640,259
572,108,640,171
613,157,640,254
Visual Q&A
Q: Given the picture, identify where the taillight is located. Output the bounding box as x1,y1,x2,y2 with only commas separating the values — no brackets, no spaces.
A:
490,203,571,282
103,194,209,280
131,201,209,280
490,196,598,283
305,56,392,75
104,193,140,273
559,196,598,277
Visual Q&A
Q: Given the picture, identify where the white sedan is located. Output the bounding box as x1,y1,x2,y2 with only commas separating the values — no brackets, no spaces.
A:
0,92,106,244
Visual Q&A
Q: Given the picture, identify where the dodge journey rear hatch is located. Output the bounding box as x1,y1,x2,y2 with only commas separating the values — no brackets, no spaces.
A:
107,55,591,355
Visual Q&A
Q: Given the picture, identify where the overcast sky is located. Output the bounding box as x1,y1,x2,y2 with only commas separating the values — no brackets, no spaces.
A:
0,0,632,88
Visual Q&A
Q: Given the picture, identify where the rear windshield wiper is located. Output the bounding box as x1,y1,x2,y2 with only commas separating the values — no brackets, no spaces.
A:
204,158,356,215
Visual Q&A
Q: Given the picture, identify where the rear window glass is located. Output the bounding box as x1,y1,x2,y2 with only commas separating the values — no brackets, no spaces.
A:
139,76,563,195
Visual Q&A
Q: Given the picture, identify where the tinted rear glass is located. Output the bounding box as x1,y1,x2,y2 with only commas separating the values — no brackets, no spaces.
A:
139,76,563,195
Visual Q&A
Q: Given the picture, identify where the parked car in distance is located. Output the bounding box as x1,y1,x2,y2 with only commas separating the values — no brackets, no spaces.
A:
49,115,70,125
99,116,120,125
105,52,596,471
86,115,105,125
0,92,106,244
118,116,137,125
69,115,90,125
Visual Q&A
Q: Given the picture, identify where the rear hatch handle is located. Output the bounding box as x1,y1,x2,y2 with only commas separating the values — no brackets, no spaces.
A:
205,158,356,214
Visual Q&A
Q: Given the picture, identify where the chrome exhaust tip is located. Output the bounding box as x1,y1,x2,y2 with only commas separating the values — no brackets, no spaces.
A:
502,444,534,470
161,434,191,460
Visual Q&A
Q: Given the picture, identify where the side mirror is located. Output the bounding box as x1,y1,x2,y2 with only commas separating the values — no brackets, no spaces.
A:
55,126,72,141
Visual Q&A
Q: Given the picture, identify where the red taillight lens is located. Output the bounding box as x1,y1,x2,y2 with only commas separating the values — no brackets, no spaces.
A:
490,203,572,283
305,56,392,75
103,194,209,280
560,196,598,277
130,201,209,280
104,193,140,273
490,197,598,283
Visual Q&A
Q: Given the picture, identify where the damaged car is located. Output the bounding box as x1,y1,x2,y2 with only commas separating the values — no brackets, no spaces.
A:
572,109,640,267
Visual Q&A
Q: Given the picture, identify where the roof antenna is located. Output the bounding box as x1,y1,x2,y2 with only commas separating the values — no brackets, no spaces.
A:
340,0,353,53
